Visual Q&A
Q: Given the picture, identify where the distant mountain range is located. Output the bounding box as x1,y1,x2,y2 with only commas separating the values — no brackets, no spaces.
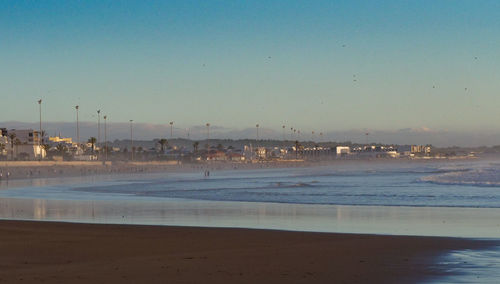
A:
1,121,500,147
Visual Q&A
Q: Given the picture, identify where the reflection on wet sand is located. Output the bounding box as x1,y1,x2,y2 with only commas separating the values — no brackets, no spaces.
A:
2,197,500,238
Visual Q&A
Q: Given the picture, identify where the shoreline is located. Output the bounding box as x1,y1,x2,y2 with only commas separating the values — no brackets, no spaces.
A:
0,157,479,182
1,220,496,283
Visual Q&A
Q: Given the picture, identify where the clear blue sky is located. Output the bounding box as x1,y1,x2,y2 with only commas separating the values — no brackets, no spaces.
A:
1,0,500,134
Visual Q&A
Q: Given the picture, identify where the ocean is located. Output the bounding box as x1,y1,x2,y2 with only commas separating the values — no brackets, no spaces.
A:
2,159,500,208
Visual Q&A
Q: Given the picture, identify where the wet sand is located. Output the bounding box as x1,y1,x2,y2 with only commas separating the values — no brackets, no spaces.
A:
0,220,493,283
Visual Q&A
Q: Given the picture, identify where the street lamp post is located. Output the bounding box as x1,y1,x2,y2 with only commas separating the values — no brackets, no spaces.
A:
38,99,42,144
169,121,174,138
206,123,210,140
282,125,286,141
97,110,101,159
97,110,101,147
75,105,80,146
130,120,134,161
256,124,259,140
103,115,107,161
37,99,42,160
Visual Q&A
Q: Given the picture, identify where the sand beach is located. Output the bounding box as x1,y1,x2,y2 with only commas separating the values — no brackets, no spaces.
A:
0,220,493,284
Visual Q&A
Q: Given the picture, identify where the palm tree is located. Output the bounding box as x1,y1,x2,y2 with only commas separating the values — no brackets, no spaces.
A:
14,138,21,159
295,140,300,159
217,143,224,151
158,138,168,153
56,144,67,154
42,144,51,158
8,133,16,160
193,141,199,153
88,137,97,153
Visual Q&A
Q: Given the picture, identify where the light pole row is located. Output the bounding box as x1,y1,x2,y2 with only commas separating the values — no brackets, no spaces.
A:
36,100,326,162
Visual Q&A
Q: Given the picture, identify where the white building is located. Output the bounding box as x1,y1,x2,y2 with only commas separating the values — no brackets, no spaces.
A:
336,146,350,157
4,129,46,160
7,129,42,144
0,129,8,158
397,145,431,156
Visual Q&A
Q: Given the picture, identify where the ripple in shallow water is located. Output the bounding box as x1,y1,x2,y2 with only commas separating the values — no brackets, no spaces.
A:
431,246,500,283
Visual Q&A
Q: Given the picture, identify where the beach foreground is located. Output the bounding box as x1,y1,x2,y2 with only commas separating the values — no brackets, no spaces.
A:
0,220,492,283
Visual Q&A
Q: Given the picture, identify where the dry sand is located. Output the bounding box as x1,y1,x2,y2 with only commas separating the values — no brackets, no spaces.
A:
0,220,493,283
0,158,459,181
0,160,309,180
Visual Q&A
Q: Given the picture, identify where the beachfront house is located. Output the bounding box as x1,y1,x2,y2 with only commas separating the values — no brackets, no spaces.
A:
5,129,46,160
227,152,245,162
0,128,8,158
397,145,432,157
336,146,350,157
205,150,227,161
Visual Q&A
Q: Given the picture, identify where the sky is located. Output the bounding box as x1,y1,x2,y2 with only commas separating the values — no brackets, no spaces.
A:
1,1,500,146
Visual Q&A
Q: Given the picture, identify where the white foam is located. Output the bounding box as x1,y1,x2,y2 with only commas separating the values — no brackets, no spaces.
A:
421,167,500,187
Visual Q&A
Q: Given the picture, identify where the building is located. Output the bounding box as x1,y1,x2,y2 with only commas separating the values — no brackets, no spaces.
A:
411,145,431,154
227,152,245,162
0,129,8,158
336,146,350,157
255,147,267,160
397,145,431,156
205,150,227,161
49,136,74,145
7,129,42,144
4,129,46,160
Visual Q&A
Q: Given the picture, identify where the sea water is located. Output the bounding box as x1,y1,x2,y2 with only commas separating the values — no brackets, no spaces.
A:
2,160,500,208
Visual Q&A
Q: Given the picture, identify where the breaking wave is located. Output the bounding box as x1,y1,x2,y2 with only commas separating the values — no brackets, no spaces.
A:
420,168,500,187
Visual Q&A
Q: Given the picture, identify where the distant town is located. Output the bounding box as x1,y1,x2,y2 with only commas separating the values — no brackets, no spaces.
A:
2,126,491,163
